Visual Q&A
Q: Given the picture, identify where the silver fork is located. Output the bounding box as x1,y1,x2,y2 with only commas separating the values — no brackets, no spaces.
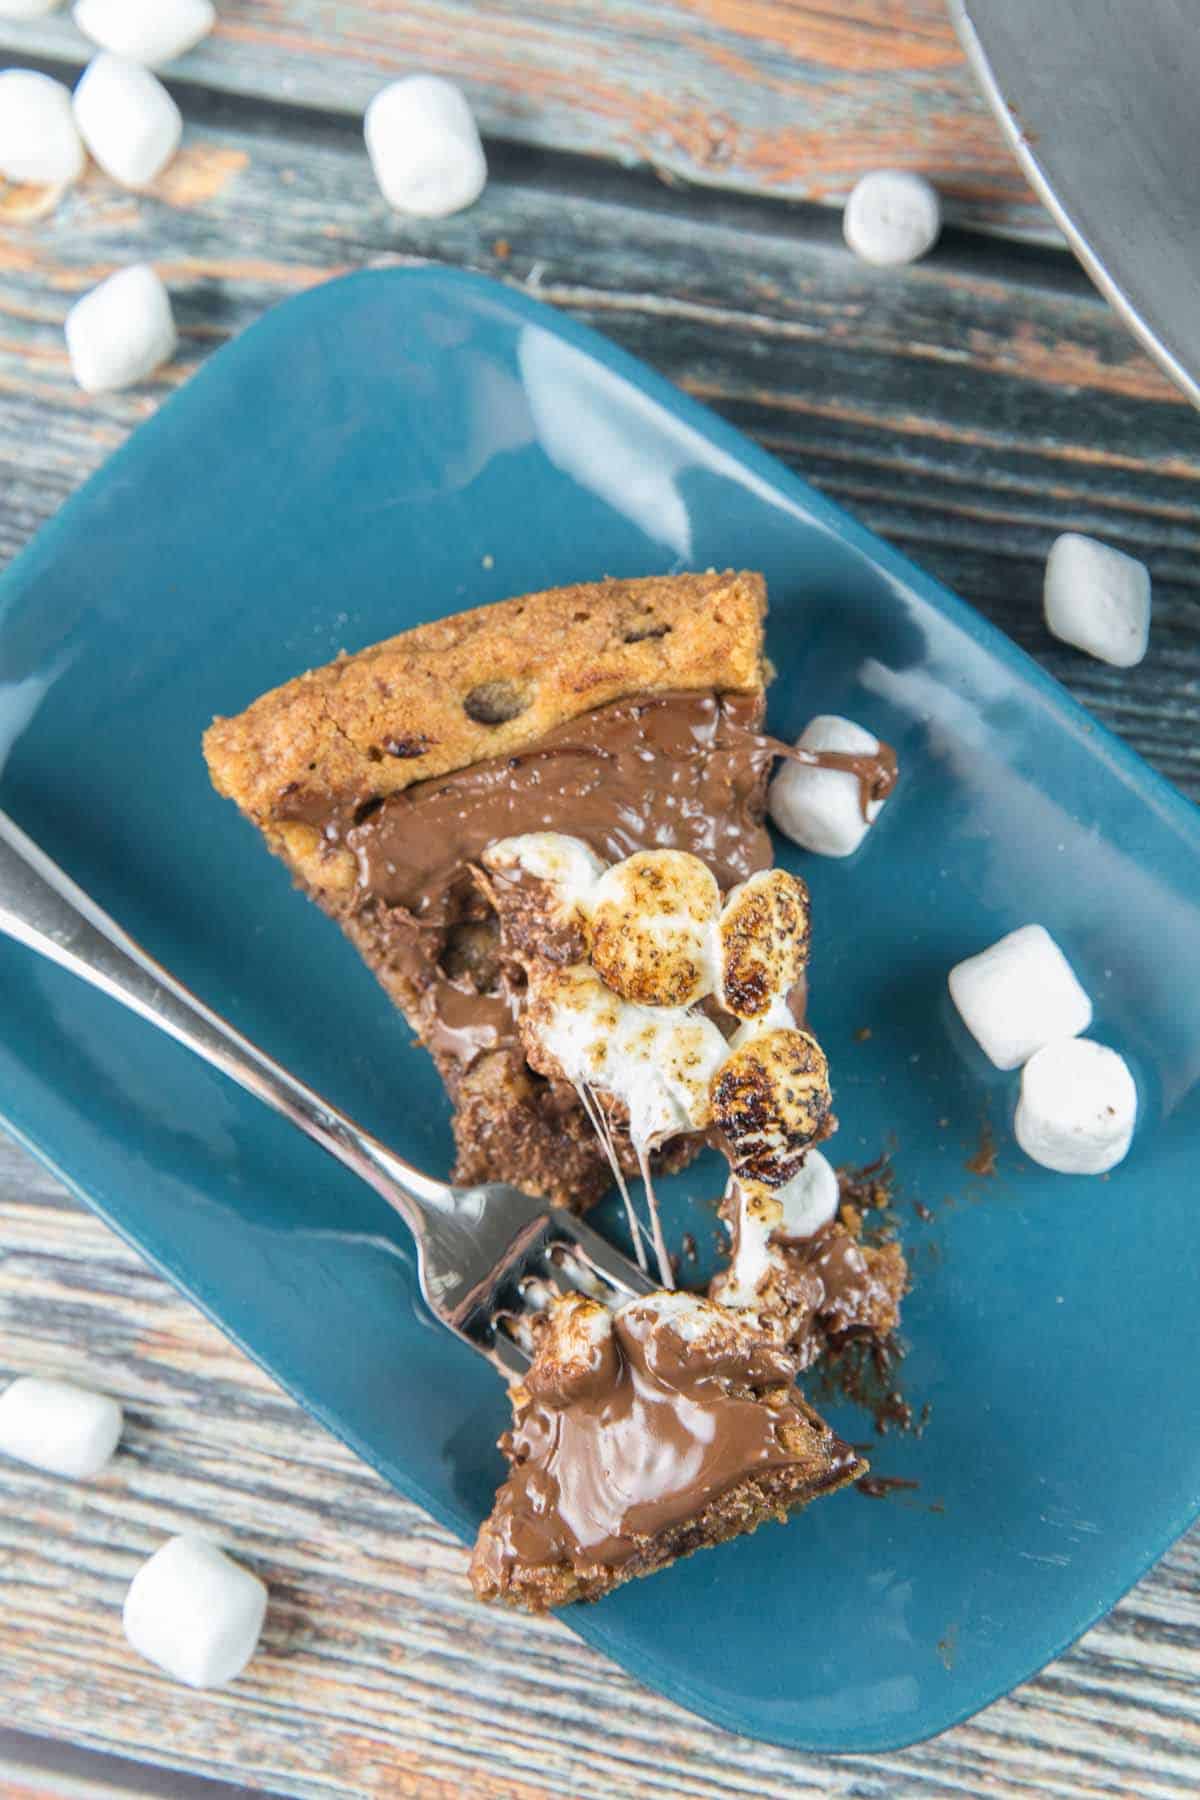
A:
0,810,653,1380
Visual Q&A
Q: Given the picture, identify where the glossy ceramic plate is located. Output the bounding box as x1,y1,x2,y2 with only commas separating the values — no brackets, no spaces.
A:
1,269,1197,1754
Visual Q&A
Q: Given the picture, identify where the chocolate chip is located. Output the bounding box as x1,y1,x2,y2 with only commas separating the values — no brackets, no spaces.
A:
463,681,530,725
382,732,432,759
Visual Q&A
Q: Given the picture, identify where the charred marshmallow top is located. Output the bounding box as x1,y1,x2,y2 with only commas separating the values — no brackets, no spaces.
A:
483,835,829,1184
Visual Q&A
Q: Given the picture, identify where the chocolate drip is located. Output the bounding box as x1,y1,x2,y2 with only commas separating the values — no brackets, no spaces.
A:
768,737,899,821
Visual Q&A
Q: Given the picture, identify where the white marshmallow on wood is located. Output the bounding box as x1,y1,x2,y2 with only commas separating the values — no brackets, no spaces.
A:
364,74,486,218
1015,1038,1136,1174
73,0,215,67
1044,532,1151,668
844,170,941,267
123,1535,268,1689
0,0,63,16
948,923,1092,1071
0,1376,122,1479
65,263,177,393
0,70,86,186
768,714,889,858
73,53,181,187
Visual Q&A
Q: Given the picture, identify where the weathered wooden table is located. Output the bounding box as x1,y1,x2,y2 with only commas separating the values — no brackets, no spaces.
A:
2,5,1198,1796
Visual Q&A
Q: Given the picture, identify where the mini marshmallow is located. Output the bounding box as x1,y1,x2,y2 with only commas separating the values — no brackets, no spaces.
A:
1015,1038,1136,1174
364,74,486,218
0,71,86,187
948,923,1092,1071
775,1149,840,1238
589,849,720,1008
0,1376,122,1479
123,1534,267,1689
73,0,216,67
0,0,63,16
1044,532,1151,668
65,263,177,393
73,54,181,188
844,169,941,267
768,715,889,858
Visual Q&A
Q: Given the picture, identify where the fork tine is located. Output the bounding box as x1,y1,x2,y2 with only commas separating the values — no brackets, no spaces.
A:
549,1210,658,1302
448,1194,657,1379
489,1328,531,1382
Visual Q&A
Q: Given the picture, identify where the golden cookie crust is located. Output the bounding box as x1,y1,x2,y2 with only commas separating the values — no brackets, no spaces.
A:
204,569,766,866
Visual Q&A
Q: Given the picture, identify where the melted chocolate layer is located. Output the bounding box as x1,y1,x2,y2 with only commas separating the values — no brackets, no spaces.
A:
342,688,775,907
477,1305,857,1581
282,690,777,1075
775,1219,904,1368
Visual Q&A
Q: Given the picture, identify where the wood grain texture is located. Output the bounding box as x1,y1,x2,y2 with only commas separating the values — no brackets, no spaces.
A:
0,0,1053,239
2,19,1200,1795
4,1135,1200,1800
0,97,1196,794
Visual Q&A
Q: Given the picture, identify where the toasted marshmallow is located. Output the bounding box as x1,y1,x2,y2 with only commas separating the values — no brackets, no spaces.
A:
615,1004,728,1147
588,849,720,1007
526,962,727,1149
525,963,624,1088
710,1182,785,1311
622,1287,755,1347
712,1153,840,1315
715,868,809,1020
711,1026,831,1186
552,1291,615,1352
484,832,605,927
522,1292,617,1402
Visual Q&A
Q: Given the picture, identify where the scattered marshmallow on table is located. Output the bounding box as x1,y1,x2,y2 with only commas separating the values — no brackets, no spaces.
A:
73,0,215,67
65,262,177,393
364,74,486,218
768,714,889,858
123,1535,268,1689
0,70,86,187
1044,531,1151,668
73,53,181,188
1015,1038,1137,1174
0,1376,122,1479
948,923,1092,1071
844,169,941,267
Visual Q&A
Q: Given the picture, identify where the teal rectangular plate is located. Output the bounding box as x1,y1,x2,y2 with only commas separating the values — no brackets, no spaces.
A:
1,268,1198,1752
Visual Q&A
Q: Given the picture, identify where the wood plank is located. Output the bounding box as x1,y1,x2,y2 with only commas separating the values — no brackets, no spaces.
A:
0,0,1053,240
4,1135,1200,1800
2,91,1200,1799
0,99,1195,795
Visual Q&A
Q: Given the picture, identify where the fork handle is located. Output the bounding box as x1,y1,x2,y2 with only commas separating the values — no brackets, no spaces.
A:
0,808,452,1234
